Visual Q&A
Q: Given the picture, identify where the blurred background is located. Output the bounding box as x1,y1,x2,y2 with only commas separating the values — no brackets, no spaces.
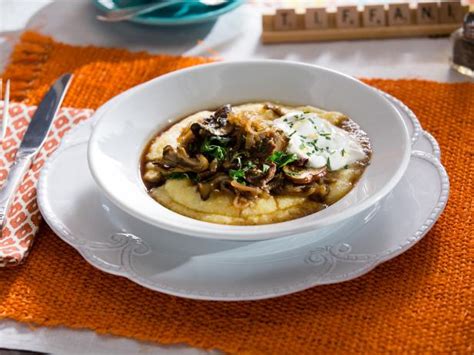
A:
1,0,472,81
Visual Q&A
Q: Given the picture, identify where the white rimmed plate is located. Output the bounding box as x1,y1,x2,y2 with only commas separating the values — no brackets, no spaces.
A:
37,94,448,301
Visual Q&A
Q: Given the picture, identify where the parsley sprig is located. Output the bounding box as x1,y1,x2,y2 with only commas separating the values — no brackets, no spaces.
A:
229,161,255,185
267,151,298,168
200,136,230,161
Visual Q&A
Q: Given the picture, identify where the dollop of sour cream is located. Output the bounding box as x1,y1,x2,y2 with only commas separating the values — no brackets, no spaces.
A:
273,111,366,171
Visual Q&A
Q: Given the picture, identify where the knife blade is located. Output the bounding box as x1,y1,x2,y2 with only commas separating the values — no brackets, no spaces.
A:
19,73,73,155
0,73,73,232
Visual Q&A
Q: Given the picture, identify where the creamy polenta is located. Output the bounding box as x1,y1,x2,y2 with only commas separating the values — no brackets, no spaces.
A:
142,103,371,225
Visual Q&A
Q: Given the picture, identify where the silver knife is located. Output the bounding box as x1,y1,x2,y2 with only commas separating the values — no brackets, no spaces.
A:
0,73,73,232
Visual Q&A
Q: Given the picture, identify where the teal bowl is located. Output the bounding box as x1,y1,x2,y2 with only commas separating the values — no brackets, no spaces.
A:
93,0,243,26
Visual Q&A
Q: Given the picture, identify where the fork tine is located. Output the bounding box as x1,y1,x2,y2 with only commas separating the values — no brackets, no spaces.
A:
1,79,10,140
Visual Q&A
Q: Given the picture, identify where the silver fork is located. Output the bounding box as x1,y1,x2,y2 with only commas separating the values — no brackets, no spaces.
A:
0,78,10,141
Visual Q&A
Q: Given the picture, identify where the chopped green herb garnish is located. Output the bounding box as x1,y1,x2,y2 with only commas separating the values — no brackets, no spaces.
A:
229,160,255,184
268,151,298,168
341,149,346,157
344,164,349,169
326,157,332,170
308,141,319,151
244,161,255,169
229,169,246,184
288,131,297,138
201,136,228,161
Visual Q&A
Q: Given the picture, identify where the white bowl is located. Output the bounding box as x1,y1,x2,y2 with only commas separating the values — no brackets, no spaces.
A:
88,60,411,241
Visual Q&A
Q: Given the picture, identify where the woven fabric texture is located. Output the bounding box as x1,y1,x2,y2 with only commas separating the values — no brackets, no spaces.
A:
0,31,472,354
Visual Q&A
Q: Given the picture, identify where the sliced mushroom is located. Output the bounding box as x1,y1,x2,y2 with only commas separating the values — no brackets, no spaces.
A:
263,103,284,117
143,169,164,184
209,159,219,173
161,145,209,172
197,173,232,200
246,163,277,187
212,104,232,123
144,163,176,181
199,158,219,180
230,180,261,197
265,173,285,194
192,105,234,137
283,165,327,184
197,182,213,200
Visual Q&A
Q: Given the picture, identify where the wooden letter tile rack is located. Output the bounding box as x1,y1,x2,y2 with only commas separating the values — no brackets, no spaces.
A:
262,1,469,43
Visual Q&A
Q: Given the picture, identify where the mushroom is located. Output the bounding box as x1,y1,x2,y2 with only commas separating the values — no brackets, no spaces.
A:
144,163,174,182
161,145,209,172
246,163,277,187
197,173,232,200
266,173,286,194
212,104,232,124
192,104,234,137
143,169,164,184
198,158,220,180
283,166,327,185
230,180,261,197
250,130,288,159
263,103,285,117
196,183,213,200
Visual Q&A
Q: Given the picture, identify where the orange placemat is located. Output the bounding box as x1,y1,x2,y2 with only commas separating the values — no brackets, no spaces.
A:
1,31,473,354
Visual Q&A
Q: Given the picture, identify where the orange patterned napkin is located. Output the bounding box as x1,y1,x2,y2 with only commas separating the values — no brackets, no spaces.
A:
0,31,472,354
0,103,93,266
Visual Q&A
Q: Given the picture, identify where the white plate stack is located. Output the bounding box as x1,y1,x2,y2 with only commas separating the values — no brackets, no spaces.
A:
38,62,449,300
